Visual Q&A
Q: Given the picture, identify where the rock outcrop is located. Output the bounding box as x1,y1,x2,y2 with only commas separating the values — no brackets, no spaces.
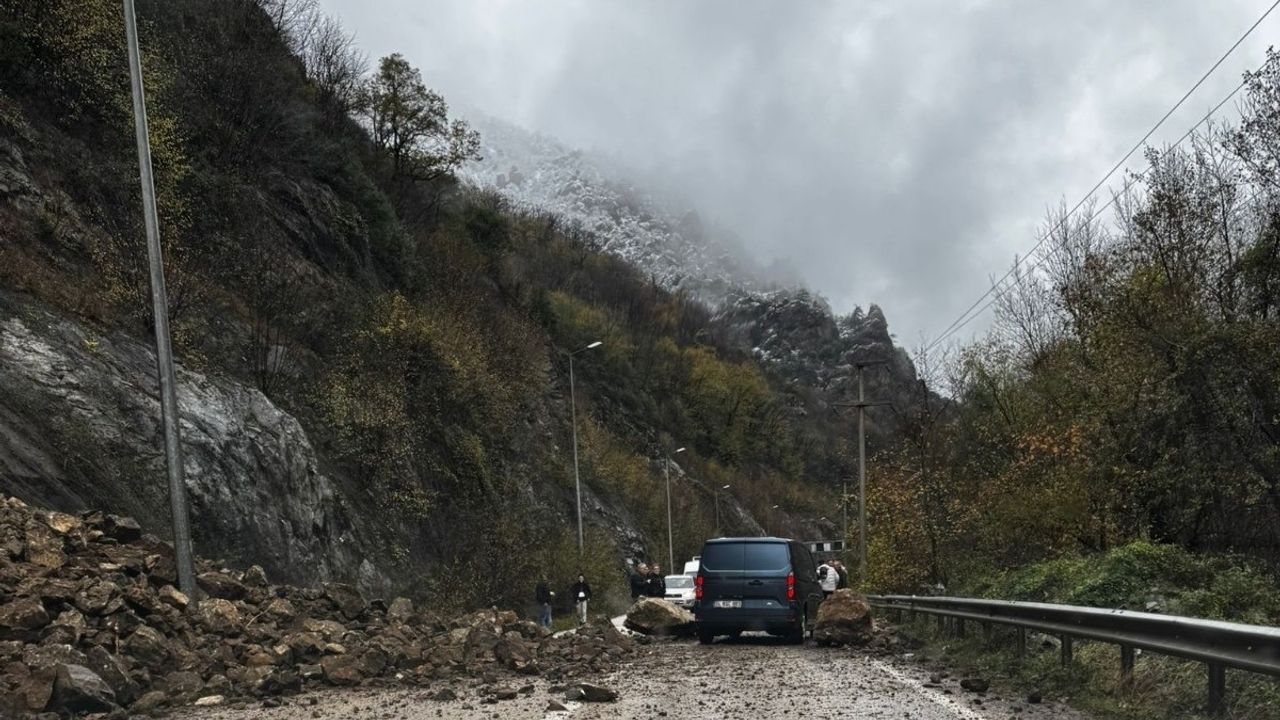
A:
0,291,380,593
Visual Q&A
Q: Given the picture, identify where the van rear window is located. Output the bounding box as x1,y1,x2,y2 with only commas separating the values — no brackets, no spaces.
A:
701,542,789,572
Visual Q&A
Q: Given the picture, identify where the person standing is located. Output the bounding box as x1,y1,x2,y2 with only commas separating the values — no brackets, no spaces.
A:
818,559,838,598
646,563,666,598
630,563,650,600
535,577,554,628
833,560,849,590
570,574,592,625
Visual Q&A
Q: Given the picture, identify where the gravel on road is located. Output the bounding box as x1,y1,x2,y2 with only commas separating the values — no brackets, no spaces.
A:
178,634,1093,720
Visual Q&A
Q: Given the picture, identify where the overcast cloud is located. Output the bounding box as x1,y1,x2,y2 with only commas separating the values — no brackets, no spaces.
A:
318,0,1276,348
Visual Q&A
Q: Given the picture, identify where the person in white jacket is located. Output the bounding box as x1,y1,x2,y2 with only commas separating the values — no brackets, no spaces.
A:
818,561,838,598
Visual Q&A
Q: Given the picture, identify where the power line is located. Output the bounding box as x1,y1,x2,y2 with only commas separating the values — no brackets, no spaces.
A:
935,156,1271,353
927,0,1280,351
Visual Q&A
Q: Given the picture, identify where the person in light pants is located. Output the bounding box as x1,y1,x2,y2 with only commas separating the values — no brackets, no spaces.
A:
569,573,592,625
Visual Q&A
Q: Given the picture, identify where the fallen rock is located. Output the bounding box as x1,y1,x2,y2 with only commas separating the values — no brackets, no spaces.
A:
157,584,189,609
0,598,51,633
323,583,366,619
961,677,990,693
197,571,247,600
578,683,618,702
547,699,568,711
50,663,117,713
387,596,414,623
196,598,242,635
813,589,874,646
124,626,171,668
103,514,143,542
623,597,695,635
131,690,168,713
320,653,362,686
194,694,226,706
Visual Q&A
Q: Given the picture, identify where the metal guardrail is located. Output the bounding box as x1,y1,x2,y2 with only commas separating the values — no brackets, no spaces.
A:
868,594,1280,713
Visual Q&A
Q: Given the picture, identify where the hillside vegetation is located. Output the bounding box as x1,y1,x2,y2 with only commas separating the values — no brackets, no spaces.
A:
870,51,1280,609
0,0,894,612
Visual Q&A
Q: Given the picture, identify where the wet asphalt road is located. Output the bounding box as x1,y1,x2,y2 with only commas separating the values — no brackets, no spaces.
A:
179,634,1092,720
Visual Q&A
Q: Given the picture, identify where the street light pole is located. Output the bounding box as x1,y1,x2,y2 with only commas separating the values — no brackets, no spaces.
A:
842,477,849,551
567,341,602,555
715,483,730,536
665,446,685,571
123,0,195,599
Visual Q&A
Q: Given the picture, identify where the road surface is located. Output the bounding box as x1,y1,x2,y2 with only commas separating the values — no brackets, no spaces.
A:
179,634,1090,720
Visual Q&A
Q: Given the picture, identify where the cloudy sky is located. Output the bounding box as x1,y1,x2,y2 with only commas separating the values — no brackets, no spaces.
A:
319,0,1276,348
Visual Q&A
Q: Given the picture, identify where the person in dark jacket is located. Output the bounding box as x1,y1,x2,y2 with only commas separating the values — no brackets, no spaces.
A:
535,578,554,628
833,560,849,590
630,563,650,600
569,574,592,625
646,563,666,598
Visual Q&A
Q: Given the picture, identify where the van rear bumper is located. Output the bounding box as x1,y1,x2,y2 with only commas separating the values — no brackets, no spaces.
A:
695,603,799,634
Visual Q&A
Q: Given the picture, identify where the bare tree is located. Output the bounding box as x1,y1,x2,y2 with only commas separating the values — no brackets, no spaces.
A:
303,15,368,114
256,0,320,53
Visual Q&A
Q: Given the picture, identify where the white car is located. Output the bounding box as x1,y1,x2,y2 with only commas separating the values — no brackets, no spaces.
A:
664,574,696,607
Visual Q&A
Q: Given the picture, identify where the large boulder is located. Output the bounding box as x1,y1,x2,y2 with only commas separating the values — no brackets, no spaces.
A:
813,589,873,646
624,598,695,636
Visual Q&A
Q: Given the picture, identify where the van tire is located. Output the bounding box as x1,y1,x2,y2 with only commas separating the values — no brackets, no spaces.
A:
787,609,807,644
697,629,715,645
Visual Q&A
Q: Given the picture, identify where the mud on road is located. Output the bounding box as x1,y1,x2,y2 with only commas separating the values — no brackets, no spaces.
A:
180,633,1092,720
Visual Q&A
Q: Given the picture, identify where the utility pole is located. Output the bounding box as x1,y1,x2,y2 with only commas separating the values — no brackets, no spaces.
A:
123,0,195,599
836,361,890,585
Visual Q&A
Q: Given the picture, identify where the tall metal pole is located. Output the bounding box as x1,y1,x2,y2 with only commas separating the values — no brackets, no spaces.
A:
857,366,867,583
664,458,674,571
842,477,849,552
124,0,195,599
570,354,583,554
714,490,720,535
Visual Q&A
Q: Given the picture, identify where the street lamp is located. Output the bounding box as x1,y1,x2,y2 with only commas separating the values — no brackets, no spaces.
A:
567,340,603,554
770,504,780,536
665,446,686,571
715,483,731,536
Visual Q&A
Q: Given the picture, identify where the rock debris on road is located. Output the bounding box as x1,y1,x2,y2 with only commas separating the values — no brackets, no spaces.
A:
180,634,1092,720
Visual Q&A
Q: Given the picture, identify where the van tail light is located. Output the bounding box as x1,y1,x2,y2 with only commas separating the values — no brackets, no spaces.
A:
786,573,796,601
695,574,704,600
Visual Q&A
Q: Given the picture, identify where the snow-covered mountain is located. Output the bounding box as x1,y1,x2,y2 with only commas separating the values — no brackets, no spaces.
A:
463,117,922,409
463,116,774,302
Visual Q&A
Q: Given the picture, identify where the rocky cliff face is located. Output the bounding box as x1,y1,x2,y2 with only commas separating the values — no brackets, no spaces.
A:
0,291,384,593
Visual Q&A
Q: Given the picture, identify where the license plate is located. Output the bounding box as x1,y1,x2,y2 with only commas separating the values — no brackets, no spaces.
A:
713,600,742,608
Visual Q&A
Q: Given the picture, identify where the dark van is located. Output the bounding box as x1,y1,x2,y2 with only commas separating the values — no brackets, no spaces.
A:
693,537,823,644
